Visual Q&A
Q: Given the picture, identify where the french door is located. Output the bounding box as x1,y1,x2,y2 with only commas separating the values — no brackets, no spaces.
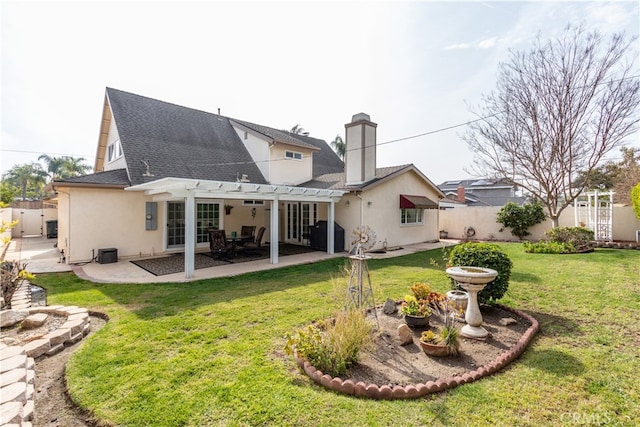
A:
167,201,221,249
285,202,317,244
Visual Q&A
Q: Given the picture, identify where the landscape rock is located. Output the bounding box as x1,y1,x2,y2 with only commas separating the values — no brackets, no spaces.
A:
382,298,397,315
499,317,517,326
397,324,413,346
21,313,48,330
0,310,29,328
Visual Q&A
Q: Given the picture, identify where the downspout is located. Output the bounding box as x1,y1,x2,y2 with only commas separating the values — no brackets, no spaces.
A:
356,192,364,229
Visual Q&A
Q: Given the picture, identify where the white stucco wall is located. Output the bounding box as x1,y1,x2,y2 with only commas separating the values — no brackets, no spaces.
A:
232,127,271,182
268,144,313,185
334,170,441,251
57,187,164,263
439,205,640,242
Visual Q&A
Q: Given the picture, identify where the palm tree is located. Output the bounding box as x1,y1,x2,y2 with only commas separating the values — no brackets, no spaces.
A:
38,154,66,180
3,163,47,200
330,135,345,160
289,124,307,135
60,156,91,178
38,154,91,180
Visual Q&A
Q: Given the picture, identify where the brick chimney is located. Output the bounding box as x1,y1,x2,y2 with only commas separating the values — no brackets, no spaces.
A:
457,185,466,203
345,113,377,186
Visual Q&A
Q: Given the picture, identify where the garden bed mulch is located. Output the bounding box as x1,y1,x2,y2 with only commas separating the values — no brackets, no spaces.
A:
294,304,539,399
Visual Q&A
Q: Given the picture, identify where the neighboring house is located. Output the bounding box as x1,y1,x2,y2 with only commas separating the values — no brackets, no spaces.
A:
53,88,444,277
438,179,526,208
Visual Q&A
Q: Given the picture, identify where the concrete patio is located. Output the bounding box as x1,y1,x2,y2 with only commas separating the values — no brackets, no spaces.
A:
3,236,453,284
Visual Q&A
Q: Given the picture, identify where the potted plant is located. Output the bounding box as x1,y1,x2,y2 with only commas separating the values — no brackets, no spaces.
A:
419,297,461,356
400,294,431,327
224,204,233,215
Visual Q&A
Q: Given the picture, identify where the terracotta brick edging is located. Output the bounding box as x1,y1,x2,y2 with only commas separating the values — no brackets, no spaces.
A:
294,305,540,400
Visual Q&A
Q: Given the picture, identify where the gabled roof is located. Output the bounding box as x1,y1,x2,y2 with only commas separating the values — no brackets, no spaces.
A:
301,164,445,198
105,88,268,186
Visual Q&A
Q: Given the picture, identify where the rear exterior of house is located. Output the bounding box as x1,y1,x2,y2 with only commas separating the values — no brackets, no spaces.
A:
53,88,443,267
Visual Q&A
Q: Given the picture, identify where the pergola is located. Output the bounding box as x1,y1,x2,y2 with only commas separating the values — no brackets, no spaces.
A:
126,178,346,278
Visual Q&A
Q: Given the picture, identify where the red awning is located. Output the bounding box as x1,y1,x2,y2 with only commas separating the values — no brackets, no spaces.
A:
399,194,438,210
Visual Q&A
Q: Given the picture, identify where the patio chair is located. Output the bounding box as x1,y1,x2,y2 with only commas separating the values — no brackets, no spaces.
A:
209,229,232,260
242,226,265,256
240,225,256,241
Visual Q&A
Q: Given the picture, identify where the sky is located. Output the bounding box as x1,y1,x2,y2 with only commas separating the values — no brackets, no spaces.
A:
1,0,639,185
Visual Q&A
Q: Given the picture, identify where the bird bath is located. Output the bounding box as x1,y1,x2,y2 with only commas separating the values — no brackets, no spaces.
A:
446,266,498,339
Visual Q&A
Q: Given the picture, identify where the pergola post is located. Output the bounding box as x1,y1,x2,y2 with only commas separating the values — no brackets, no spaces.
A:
327,200,335,254
184,190,196,278
270,196,279,264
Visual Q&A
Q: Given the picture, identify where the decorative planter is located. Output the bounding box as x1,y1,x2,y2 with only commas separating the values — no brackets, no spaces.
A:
446,290,468,318
404,314,429,328
419,340,451,357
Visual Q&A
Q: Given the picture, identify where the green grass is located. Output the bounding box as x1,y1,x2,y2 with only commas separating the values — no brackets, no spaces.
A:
34,245,640,426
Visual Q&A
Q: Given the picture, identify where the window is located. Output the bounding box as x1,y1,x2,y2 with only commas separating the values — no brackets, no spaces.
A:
107,139,122,162
285,150,302,160
242,200,265,206
401,208,423,225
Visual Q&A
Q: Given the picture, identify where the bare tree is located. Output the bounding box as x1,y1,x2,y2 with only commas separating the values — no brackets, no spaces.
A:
464,25,639,227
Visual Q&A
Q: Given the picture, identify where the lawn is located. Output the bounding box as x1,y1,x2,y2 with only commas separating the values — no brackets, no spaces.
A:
35,244,640,426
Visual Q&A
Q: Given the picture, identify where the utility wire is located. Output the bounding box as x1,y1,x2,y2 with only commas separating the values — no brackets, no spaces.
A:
3,74,638,169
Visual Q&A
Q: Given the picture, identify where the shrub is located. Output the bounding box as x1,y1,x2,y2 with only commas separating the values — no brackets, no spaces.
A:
284,309,373,377
522,241,574,254
496,202,547,239
448,242,513,304
546,227,593,251
523,227,594,254
632,182,640,220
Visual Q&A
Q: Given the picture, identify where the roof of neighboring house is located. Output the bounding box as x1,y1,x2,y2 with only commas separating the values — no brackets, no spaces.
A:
439,178,516,191
441,192,528,207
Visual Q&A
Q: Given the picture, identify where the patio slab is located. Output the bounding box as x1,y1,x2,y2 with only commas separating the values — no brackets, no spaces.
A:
5,236,455,284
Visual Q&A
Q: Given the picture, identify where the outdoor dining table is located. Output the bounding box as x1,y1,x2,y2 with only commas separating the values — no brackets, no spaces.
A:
226,235,254,258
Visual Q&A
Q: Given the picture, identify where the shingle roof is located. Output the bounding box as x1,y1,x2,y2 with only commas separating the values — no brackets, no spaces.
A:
301,164,411,190
106,88,268,186
231,119,318,150
55,168,130,186
439,178,515,191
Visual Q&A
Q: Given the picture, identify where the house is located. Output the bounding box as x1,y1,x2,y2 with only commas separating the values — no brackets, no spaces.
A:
438,179,526,208
53,88,444,277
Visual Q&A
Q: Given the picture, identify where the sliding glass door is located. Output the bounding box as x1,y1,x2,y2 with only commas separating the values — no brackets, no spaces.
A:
167,201,220,249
